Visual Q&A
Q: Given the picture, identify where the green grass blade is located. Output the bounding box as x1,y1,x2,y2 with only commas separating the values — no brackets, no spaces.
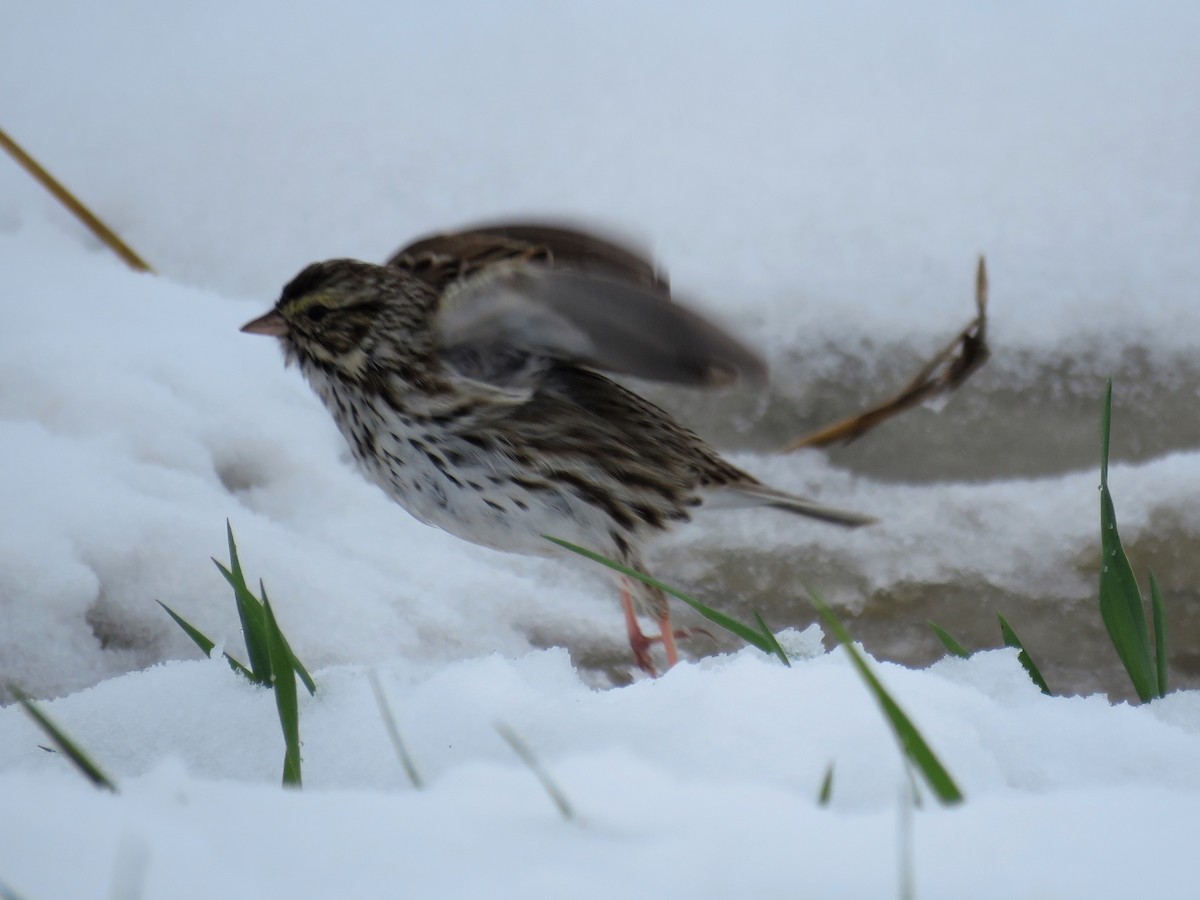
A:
495,721,575,821
216,521,272,682
224,522,269,668
157,599,257,681
260,581,316,697
263,597,302,788
1149,569,1168,698
807,590,964,805
997,614,1051,695
753,611,791,667
1098,382,1157,702
928,621,970,659
817,761,835,806
157,600,216,656
545,535,779,656
367,670,424,789
9,685,116,792
212,560,270,684
279,749,302,787
220,653,257,683
1098,493,1155,699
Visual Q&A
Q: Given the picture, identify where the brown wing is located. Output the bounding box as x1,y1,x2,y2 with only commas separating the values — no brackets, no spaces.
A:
386,221,667,292
389,220,766,389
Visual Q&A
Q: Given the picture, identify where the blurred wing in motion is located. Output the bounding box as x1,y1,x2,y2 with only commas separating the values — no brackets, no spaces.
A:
389,222,767,389
389,220,666,291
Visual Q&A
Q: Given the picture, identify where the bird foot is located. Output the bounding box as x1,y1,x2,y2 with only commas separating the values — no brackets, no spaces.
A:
619,576,711,677
627,624,702,677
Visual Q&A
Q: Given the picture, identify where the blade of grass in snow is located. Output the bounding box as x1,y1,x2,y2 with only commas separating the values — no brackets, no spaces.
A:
158,599,216,655
545,535,785,660
818,762,835,806
9,685,116,792
263,597,302,788
156,600,255,681
367,670,424,790
807,589,964,805
163,526,315,785
928,621,970,659
753,611,791,666
208,524,315,695
997,614,1051,695
495,722,575,822
215,521,271,681
1098,381,1160,701
259,580,316,696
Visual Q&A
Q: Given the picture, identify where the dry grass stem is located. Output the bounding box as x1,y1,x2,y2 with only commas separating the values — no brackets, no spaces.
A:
0,125,154,273
782,256,990,450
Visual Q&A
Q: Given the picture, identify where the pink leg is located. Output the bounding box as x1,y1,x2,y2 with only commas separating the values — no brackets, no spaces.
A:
658,611,679,668
620,578,659,676
619,577,686,676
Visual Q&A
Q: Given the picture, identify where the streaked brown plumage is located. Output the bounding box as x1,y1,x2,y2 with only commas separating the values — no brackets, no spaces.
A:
242,222,873,674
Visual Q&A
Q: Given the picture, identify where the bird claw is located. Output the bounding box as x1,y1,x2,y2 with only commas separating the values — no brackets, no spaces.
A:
627,624,708,677
619,576,710,677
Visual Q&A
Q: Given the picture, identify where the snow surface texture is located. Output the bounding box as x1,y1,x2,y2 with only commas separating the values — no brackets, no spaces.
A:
2,1,1199,897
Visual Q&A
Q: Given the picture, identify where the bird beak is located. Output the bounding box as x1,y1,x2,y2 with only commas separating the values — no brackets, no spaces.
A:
241,309,289,336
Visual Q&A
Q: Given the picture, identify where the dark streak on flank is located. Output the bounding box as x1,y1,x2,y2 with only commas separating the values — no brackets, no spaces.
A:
554,471,636,530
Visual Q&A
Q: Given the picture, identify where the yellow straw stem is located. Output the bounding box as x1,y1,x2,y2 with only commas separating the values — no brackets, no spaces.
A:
0,125,154,273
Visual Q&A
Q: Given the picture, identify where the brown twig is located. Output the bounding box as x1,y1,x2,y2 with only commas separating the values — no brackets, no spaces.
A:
0,125,154,273
782,257,990,450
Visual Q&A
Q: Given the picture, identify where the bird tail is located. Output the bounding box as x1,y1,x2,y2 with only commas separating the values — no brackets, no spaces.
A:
708,483,877,528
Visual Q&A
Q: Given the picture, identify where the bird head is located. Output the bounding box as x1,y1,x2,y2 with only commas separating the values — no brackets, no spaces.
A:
242,259,431,378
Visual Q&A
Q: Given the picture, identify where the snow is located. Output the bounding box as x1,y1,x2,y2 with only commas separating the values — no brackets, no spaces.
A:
4,649,1200,898
2,1,1199,897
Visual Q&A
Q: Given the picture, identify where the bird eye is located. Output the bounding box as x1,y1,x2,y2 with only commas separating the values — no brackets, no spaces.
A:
306,305,329,322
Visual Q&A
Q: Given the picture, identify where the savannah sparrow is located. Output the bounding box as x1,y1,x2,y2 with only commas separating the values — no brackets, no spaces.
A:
242,223,873,674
